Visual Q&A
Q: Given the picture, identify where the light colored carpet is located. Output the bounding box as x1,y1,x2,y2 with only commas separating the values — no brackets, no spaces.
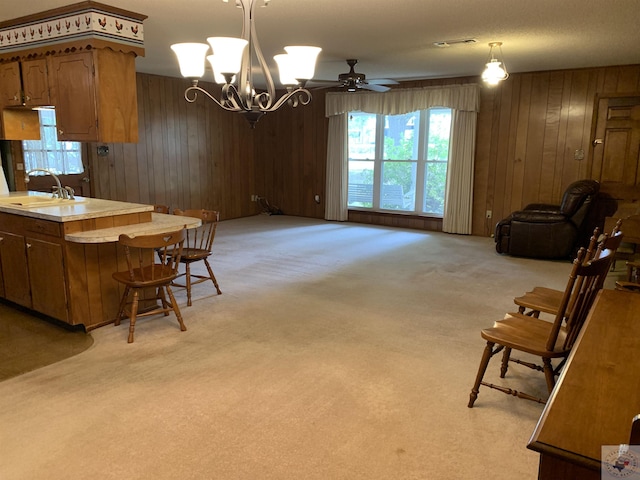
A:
0,215,625,480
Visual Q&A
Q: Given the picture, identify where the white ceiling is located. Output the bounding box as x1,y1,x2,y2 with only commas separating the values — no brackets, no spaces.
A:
2,0,640,87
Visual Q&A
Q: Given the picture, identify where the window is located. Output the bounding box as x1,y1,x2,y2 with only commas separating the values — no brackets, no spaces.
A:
22,109,83,175
347,108,451,216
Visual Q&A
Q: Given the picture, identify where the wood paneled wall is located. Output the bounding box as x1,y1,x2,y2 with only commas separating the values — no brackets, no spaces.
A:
87,65,640,235
88,73,257,219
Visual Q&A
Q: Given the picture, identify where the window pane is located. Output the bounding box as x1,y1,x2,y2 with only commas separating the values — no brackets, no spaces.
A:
384,112,418,160
22,109,83,175
382,161,415,211
348,160,374,207
424,162,447,215
427,109,451,161
348,112,376,159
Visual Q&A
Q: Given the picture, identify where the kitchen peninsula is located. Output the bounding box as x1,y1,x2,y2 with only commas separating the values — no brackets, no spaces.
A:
0,191,199,330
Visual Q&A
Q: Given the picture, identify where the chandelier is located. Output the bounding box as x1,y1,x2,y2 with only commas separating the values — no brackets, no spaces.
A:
171,0,322,127
481,42,509,86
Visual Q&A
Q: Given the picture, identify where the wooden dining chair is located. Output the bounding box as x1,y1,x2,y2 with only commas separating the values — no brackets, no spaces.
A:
468,247,614,408
171,208,222,306
112,229,187,343
513,226,623,318
154,204,170,214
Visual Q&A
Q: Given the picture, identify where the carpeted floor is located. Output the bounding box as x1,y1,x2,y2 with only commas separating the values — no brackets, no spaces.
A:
0,215,626,480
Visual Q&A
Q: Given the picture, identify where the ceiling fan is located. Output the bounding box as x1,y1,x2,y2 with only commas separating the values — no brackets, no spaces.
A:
313,59,399,92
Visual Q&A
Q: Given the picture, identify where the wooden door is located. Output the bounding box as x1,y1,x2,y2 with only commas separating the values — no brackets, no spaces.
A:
0,62,22,107
26,237,68,322
21,58,50,106
590,95,640,191
48,51,98,142
0,231,31,308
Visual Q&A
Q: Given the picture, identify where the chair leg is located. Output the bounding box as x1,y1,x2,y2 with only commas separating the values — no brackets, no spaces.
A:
500,347,511,378
542,358,556,393
185,263,193,307
468,341,495,408
115,286,130,326
156,286,170,316
204,258,222,295
166,285,187,332
128,290,140,343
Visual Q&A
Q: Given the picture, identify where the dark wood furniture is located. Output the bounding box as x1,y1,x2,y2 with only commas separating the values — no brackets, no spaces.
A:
528,289,640,479
113,229,186,343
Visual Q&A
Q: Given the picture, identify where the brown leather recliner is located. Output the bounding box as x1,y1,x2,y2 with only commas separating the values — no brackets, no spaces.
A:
495,180,601,259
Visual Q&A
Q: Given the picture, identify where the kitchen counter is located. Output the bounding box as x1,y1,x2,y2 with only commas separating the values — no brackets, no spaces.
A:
0,191,202,330
0,191,152,222
66,213,201,243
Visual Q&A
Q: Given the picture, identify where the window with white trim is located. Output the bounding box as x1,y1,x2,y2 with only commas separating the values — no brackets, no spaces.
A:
347,108,451,216
22,109,83,175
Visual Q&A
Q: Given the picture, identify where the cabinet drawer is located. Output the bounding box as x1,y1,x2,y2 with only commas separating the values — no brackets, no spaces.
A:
23,217,62,237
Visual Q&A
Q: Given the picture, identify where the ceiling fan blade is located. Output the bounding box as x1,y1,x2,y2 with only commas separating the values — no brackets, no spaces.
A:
361,83,391,92
367,78,399,86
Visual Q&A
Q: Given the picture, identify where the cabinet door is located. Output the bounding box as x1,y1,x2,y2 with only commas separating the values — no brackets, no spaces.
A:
26,237,67,322
26,237,68,322
21,58,50,106
48,52,98,142
0,62,22,107
0,231,31,308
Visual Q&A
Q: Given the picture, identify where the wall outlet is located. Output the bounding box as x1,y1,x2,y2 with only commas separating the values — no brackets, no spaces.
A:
486,210,492,219
251,194,257,202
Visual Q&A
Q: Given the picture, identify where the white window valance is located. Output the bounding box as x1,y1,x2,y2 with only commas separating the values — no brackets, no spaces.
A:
325,83,479,117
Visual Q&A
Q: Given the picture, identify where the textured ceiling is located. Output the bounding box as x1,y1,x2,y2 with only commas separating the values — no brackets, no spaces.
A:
2,0,640,87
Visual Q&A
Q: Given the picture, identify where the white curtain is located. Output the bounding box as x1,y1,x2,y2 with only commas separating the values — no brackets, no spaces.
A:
325,113,349,221
324,83,479,233
0,164,9,194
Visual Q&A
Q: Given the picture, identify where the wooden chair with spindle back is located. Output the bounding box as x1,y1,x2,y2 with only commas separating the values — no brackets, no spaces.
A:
112,228,187,343
171,209,222,306
468,247,614,408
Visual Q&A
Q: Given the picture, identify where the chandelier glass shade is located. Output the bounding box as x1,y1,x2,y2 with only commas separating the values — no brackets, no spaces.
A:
170,0,321,127
481,42,509,86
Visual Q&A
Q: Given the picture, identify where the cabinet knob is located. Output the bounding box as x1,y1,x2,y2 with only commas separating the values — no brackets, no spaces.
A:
26,243,32,249
25,95,31,102
58,129,64,135
13,94,19,101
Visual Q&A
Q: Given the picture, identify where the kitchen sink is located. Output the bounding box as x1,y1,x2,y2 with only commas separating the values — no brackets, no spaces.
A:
0,195,87,207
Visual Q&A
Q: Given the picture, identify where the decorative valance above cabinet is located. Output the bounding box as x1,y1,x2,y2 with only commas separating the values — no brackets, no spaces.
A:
0,1,147,143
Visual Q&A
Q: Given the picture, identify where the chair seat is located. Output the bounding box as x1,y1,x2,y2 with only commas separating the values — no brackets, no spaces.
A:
180,247,210,262
513,287,564,316
481,312,568,358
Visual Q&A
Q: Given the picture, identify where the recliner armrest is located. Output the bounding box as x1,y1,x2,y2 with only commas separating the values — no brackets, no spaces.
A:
511,211,567,223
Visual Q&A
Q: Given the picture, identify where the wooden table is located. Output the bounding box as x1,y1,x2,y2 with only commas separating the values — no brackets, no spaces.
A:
527,289,640,479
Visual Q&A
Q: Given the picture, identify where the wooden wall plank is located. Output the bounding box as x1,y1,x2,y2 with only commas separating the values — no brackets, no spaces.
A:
85,66,640,236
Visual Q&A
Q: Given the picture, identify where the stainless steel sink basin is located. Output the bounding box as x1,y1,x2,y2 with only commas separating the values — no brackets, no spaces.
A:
0,195,86,207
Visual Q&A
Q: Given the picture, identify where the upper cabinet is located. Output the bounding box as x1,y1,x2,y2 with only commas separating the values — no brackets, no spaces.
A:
0,1,146,143
48,48,139,143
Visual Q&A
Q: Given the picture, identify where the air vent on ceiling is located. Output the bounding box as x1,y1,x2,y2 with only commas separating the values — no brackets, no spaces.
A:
433,38,477,48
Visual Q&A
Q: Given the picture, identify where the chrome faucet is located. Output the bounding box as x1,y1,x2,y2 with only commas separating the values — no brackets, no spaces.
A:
24,168,74,199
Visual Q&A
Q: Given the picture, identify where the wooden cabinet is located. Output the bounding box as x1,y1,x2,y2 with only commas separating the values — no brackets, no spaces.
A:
48,48,139,143
0,230,31,307
0,48,139,142
0,62,22,107
21,58,51,106
0,217,68,322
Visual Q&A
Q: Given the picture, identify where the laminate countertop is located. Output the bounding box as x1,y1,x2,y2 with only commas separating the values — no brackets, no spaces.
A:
65,213,201,243
0,191,152,222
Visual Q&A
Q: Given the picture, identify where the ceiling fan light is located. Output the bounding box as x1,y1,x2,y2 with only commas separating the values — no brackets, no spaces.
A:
207,37,248,75
283,46,322,80
171,43,210,78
